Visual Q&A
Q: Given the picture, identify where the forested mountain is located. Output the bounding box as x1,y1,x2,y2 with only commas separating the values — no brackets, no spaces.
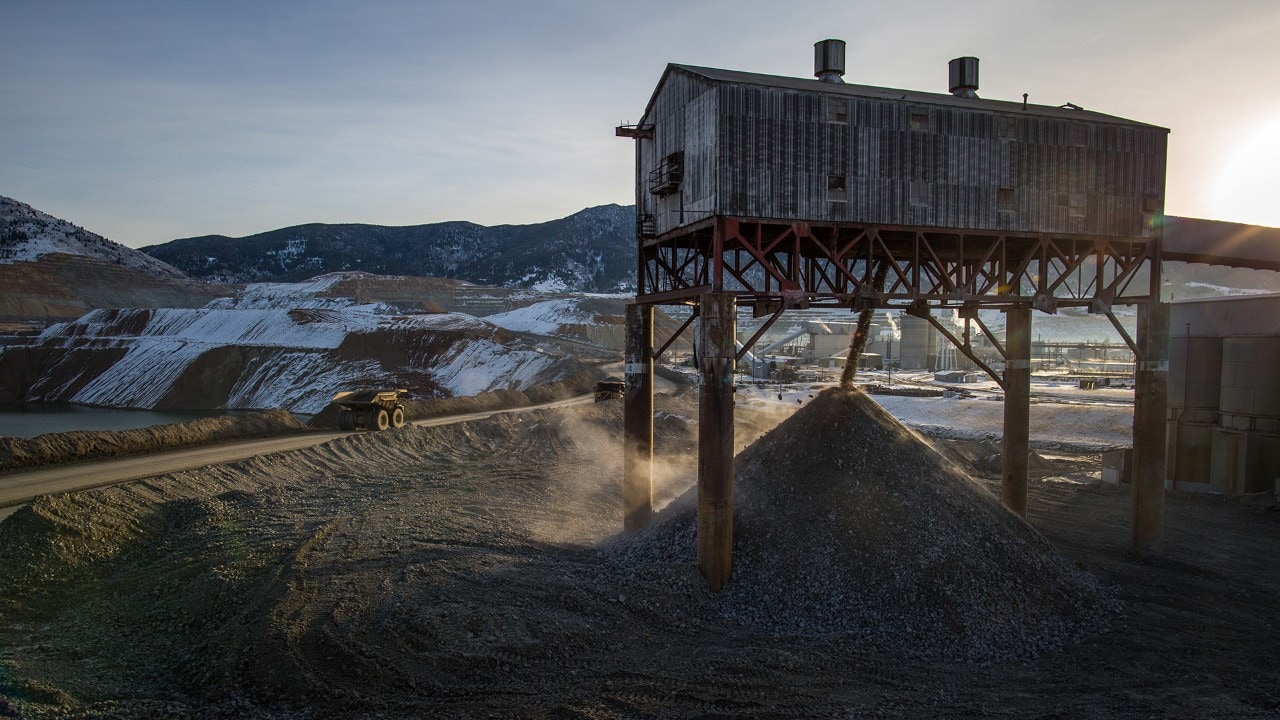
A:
143,205,637,292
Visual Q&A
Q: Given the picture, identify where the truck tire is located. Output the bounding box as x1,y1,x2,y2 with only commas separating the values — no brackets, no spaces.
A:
338,410,354,431
391,406,405,428
374,408,390,431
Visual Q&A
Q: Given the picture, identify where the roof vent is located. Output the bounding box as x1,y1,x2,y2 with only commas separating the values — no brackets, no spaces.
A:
814,39,846,84
948,56,979,98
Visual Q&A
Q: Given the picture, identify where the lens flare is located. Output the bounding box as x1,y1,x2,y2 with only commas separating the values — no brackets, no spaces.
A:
1210,120,1280,228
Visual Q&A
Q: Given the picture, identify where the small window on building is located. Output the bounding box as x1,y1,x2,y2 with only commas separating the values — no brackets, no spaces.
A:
826,97,849,124
1143,193,1161,212
910,181,930,207
910,110,930,132
1062,192,1085,217
648,151,684,196
998,116,1017,140
828,175,848,202
998,187,1016,213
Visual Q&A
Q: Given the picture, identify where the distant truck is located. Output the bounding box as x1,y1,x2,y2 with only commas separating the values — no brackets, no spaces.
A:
594,378,625,402
332,389,408,431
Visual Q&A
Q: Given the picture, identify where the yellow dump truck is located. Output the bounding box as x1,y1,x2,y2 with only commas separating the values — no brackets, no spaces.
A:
594,378,625,402
332,389,407,431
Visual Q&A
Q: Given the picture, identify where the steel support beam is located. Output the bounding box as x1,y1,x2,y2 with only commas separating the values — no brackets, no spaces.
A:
623,303,654,532
698,293,736,591
1002,306,1032,518
1131,301,1169,556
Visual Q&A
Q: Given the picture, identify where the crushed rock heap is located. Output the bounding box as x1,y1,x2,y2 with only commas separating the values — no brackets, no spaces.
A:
615,387,1119,660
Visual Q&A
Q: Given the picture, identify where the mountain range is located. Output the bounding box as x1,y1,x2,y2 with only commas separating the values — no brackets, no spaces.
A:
141,204,638,292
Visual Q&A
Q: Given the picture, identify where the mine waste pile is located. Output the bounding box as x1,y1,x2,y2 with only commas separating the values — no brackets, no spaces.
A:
614,387,1119,660
0,389,1121,716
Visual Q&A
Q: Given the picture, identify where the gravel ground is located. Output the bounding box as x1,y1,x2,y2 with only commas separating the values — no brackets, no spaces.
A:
0,391,1277,719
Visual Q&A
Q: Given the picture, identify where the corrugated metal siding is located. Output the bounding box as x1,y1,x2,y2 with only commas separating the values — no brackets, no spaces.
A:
639,71,718,237
680,78,1167,237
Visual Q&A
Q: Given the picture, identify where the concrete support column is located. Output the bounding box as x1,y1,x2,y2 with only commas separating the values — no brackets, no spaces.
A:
623,303,654,532
1132,301,1169,556
1002,305,1032,518
698,293,736,591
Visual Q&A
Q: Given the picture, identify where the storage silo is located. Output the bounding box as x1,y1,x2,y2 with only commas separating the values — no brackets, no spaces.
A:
899,314,937,369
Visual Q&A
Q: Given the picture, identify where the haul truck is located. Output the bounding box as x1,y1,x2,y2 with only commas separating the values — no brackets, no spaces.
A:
332,389,407,431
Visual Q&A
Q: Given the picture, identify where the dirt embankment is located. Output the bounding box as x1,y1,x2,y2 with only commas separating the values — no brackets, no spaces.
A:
0,253,224,324
0,411,307,474
0,369,606,474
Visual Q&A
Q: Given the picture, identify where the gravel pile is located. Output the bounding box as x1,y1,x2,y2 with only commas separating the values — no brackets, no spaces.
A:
613,386,1119,660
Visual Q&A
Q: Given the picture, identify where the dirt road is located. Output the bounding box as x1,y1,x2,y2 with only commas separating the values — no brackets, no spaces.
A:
0,395,592,522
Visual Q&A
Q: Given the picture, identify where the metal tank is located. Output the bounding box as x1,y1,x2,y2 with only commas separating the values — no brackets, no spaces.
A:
898,314,938,370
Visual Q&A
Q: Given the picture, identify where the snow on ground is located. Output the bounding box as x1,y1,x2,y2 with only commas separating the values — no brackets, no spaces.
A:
25,281,577,413
0,196,185,279
1177,282,1275,299
974,307,1136,345
72,342,209,409
224,353,384,412
207,272,398,312
529,276,570,293
484,299,598,335
429,338,559,396
44,307,371,349
748,306,1139,348
0,222,87,263
383,312,492,332
868,394,1132,449
735,373,1134,450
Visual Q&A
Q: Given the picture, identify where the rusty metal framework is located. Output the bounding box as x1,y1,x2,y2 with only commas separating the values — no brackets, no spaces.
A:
638,216,1158,313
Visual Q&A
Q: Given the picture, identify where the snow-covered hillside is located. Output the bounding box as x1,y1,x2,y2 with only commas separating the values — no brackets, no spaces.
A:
0,277,584,414
484,296,630,347
0,196,187,280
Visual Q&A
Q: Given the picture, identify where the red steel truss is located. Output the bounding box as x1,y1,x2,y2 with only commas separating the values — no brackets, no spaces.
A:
637,216,1158,311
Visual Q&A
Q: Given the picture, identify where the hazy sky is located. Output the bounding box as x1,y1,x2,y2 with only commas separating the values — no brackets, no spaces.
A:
3,0,1279,247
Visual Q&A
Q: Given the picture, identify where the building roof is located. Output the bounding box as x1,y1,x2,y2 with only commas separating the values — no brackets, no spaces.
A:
1162,216,1280,272
642,63,1167,131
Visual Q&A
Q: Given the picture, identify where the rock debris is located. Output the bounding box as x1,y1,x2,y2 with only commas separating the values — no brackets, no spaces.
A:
612,387,1119,660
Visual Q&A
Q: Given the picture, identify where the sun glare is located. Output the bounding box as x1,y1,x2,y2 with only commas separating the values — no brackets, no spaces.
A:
1210,120,1280,228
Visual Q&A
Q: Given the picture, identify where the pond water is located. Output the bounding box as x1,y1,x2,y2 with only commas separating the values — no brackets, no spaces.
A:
0,404,239,439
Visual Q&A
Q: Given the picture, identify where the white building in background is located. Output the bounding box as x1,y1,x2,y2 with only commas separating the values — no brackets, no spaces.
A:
1167,294,1280,495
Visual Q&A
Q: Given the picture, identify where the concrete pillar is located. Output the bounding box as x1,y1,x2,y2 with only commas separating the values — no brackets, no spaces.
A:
1002,305,1031,518
698,293,736,591
1132,302,1169,556
623,303,654,532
